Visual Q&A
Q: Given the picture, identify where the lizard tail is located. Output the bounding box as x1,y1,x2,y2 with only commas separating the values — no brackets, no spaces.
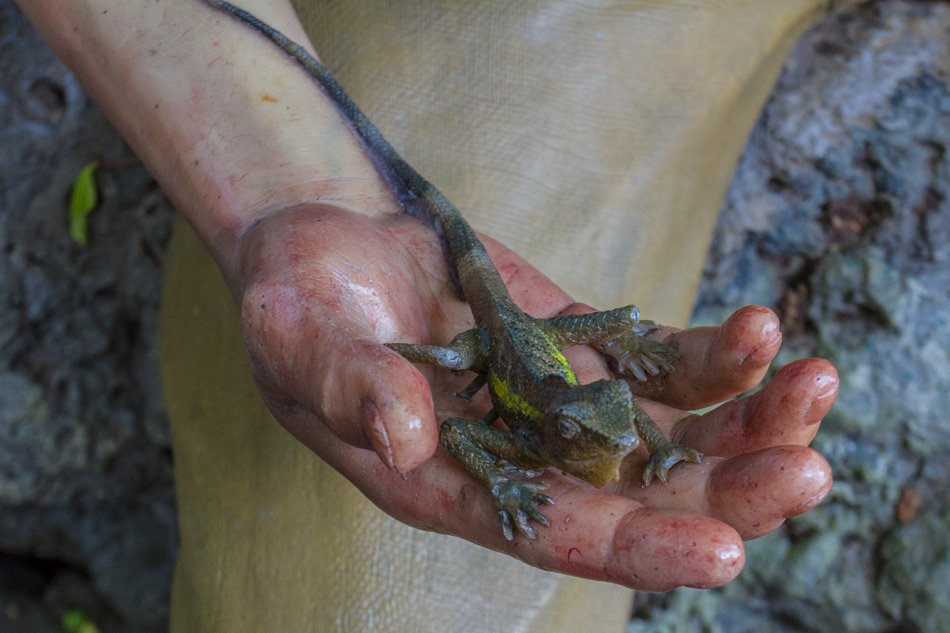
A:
202,0,476,293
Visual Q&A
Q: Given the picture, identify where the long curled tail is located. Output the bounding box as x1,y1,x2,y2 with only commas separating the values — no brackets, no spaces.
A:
202,0,477,279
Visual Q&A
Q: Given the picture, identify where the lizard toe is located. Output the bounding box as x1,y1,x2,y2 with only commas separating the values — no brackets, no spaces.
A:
642,445,703,485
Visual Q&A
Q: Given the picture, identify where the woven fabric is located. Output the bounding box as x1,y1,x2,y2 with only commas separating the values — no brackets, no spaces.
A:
164,1,851,631
291,0,840,324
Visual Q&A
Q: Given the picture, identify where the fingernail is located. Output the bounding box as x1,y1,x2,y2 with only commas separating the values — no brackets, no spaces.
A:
724,306,781,366
362,398,395,471
813,369,839,398
807,367,839,424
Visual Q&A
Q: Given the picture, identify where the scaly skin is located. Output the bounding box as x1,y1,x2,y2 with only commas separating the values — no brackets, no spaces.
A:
203,0,702,540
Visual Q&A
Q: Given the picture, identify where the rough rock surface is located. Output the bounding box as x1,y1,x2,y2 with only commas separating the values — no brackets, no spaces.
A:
0,1,176,631
631,2,950,632
1,1,948,632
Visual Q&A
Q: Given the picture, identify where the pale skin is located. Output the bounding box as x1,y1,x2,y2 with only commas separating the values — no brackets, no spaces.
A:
17,0,837,591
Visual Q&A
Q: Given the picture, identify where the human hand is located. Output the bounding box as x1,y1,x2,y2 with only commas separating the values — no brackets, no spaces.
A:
236,203,836,591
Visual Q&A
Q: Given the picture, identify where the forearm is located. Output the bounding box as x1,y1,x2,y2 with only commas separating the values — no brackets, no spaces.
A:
15,0,396,284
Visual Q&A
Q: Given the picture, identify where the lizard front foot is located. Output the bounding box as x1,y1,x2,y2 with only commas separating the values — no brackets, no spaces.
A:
596,321,679,382
489,475,554,541
642,444,703,485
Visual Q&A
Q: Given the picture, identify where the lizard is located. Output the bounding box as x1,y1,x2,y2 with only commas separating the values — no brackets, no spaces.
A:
201,0,703,541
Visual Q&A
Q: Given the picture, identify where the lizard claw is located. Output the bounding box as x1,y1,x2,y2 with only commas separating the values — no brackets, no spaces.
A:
642,445,703,485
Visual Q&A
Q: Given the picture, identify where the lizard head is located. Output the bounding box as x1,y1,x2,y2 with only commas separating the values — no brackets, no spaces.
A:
537,379,639,488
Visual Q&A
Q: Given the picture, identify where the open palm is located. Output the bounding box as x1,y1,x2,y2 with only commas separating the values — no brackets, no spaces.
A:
235,203,836,591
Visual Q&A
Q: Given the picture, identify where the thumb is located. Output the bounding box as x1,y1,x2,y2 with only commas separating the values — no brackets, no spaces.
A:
312,336,440,473
242,282,440,474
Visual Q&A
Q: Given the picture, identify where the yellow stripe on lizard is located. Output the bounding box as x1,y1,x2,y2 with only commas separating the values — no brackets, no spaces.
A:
539,331,579,386
488,370,543,420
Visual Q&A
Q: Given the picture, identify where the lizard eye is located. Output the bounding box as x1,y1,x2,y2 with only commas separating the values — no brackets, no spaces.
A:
558,417,581,439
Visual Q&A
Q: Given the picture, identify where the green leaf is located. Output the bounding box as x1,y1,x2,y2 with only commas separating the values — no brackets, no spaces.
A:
62,609,84,632
61,609,101,633
69,161,99,246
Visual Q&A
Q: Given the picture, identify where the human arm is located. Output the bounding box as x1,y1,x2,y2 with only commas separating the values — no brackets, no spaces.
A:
15,0,441,470
16,0,836,589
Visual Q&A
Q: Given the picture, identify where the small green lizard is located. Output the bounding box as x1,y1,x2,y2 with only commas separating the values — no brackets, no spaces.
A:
203,0,702,540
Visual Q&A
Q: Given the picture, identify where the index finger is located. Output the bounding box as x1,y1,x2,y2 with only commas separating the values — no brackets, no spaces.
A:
632,306,783,410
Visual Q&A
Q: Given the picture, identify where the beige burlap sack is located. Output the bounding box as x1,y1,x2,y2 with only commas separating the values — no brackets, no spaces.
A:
163,2,852,631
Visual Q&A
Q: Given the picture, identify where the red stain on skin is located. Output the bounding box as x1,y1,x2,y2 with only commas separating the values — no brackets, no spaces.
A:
554,543,602,577
567,547,583,566
437,490,454,514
